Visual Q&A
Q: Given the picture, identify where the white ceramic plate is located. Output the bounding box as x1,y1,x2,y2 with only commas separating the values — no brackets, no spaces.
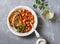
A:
7,6,38,36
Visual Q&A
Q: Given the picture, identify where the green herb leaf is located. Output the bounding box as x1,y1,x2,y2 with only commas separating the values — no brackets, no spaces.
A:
36,0,41,4
39,6,43,10
16,28,21,32
41,0,44,1
15,24,25,32
43,7,45,9
33,4,37,8
20,24,25,31
15,26,21,32
45,4,48,6
41,2,44,5
39,5,45,10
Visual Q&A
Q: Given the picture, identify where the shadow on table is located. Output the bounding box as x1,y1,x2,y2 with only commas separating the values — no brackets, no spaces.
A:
50,13,58,23
36,16,44,37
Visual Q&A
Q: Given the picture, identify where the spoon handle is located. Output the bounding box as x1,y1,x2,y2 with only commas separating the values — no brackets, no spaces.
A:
34,30,40,38
30,22,40,38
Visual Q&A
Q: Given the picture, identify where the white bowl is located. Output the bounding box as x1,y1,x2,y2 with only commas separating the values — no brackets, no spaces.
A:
36,38,46,44
7,6,38,36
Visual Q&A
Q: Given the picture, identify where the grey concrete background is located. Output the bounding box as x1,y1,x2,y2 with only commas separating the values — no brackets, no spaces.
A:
0,0,60,44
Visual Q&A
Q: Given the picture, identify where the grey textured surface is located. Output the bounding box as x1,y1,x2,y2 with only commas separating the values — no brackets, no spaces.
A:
0,0,60,44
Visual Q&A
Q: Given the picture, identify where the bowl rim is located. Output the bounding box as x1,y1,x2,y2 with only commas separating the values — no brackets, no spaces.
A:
7,6,38,36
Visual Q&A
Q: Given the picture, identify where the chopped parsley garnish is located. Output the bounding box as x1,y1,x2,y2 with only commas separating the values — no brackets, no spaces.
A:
15,24,25,32
33,4,37,8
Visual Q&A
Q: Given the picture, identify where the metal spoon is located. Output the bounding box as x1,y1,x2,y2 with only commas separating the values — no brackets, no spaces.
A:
30,22,40,38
